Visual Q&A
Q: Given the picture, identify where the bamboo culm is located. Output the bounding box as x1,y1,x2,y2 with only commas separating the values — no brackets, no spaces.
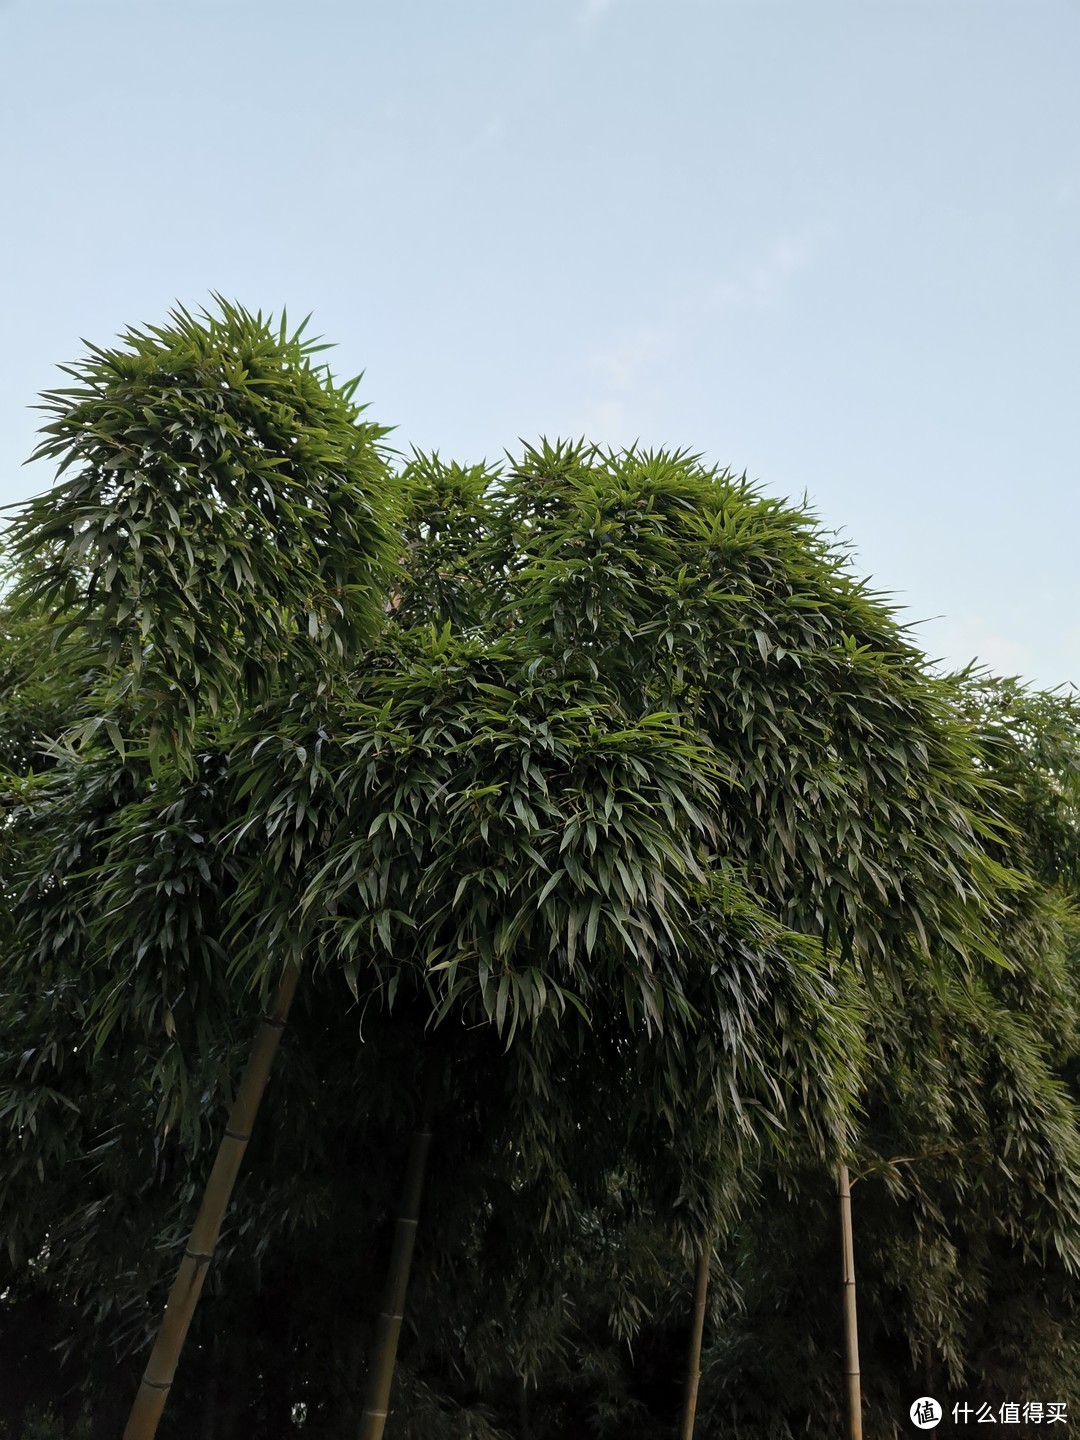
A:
358,1051,444,1440
123,962,302,1440
839,1162,864,1440
678,1244,711,1440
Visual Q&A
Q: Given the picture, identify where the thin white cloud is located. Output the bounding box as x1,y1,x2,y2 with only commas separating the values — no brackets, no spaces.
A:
592,319,673,393
463,117,505,154
581,225,829,406
706,230,825,310
579,0,618,26
570,397,635,442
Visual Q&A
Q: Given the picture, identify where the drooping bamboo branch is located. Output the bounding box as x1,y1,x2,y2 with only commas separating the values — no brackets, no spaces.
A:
358,1049,444,1440
678,1243,711,1440
838,1161,863,1440
123,961,302,1440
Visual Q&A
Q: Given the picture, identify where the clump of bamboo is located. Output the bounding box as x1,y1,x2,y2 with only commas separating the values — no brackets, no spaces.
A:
124,964,300,1440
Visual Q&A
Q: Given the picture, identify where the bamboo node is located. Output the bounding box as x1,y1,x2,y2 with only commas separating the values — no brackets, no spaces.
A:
140,1377,172,1392
224,1127,252,1141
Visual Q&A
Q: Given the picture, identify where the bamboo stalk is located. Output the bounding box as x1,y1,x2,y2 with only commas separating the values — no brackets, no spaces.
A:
678,1243,711,1440
358,1051,443,1440
123,961,302,1440
838,1162,863,1440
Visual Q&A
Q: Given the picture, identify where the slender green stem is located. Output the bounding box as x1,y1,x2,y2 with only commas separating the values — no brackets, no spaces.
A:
839,1162,863,1440
123,962,301,1440
358,1050,444,1440
678,1243,711,1440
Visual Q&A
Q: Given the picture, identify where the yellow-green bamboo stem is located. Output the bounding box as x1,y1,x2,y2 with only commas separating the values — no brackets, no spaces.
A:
839,1162,863,1440
678,1244,711,1440
358,1053,443,1440
123,962,301,1440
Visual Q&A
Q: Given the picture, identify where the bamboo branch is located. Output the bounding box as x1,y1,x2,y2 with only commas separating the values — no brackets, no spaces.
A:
358,1048,444,1440
678,1243,711,1440
852,1140,987,1183
838,1161,863,1440
123,961,302,1440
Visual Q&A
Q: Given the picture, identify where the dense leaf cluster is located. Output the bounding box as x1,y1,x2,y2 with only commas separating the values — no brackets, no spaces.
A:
0,306,1077,1438
4,301,395,765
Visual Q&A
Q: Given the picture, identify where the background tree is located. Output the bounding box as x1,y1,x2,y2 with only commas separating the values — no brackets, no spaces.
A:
693,674,1080,1437
1,298,399,1436
3,332,1078,1439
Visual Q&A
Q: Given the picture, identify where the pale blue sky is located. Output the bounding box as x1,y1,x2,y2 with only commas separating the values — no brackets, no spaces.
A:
2,0,1077,686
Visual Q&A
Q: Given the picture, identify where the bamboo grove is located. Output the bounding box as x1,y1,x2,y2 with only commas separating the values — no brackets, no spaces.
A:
0,302,1077,1438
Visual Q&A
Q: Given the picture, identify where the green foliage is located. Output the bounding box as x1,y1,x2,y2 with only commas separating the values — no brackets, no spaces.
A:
391,452,502,632
494,440,1015,971
2,312,1078,1437
961,673,1080,891
2,299,396,766
0,601,89,775
0,1406,93,1440
693,670,1080,1436
247,633,723,1027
